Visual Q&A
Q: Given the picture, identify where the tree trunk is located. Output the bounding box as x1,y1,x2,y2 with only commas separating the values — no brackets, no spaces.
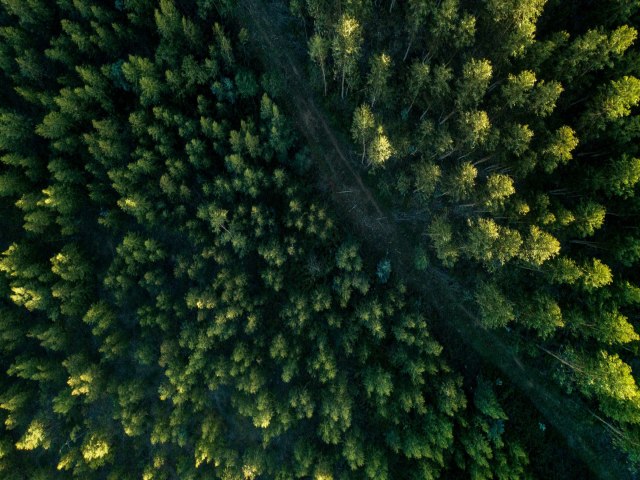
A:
320,63,327,96
439,110,455,125
472,155,494,166
403,38,413,62
536,345,586,374
341,69,345,99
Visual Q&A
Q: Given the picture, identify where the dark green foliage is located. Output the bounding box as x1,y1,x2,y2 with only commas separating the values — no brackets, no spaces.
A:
2,0,639,477
0,1,536,479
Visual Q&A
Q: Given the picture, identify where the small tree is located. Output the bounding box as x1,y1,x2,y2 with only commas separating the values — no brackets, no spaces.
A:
368,126,393,167
518,293,563,339
351,104,375,162
502,70,536,108
475,281,514,329
367,52,392,107
531,80,563,117
572,201,606,238
501,123,533,157
456,58,492,110
484,0,546,57
458,110,491,147
484,174,515,210
332,15,363,99
580,258,613,291
493,226,523,266
413,160,441,199
465,218,500,264
520,225,560,265
597,155,640,198
583,76,640,133
407,60,430,113
376,258,391,283
446,162,477,201
404,0,434,60
541,126,578,173
309,34,329,96
427,215,459,266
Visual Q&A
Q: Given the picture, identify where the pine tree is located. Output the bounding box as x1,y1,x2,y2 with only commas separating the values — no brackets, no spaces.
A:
332,15,362,99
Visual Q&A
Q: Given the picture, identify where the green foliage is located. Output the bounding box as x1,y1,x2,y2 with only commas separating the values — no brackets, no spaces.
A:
484,174,515,210
376,258,392,284
309,34,329,95
413,160,441,199
520,226,560,266
502,70,537,108
368,126,393,167
331,14,362,99
457,58,493,110
351,104,375,160
296,8,640,457
518,293,564,339
475,282,515,329
446,162,477,201
428,215,459,267
3,0,640,477
541,126,578,173
597,155,640,198
560,349,640,426
0,3,536,478
367,52,392,107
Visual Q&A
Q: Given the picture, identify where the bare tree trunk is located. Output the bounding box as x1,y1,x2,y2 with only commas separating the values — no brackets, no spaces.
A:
569,96,588,107
320,63,327,96
472,155,494,166
407,91,421,113
487,80,502,93
569,240,603,249
536,345,586,374
439,110,455,125
436,150,455,161
403,38,413,62
341,69,345,99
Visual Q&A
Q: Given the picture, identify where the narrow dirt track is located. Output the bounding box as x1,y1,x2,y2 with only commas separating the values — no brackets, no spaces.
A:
235,1,633,478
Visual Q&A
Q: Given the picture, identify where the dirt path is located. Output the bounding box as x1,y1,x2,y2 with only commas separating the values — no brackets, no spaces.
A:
235,1,632,478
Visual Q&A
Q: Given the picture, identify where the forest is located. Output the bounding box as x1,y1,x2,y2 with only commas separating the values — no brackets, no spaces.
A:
0,0,638,479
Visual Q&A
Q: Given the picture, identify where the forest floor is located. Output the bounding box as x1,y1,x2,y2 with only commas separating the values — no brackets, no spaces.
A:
235,1,632,478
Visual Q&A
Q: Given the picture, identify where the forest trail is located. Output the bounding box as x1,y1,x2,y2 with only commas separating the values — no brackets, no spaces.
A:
235,1,632,478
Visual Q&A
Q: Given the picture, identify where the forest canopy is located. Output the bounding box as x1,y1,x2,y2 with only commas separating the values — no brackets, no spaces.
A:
295,0,640,471
0,0,638,479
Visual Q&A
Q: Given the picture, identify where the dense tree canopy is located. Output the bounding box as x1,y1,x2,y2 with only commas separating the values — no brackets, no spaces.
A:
0,0,638,478
0,1,543,479
296,0,640,471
